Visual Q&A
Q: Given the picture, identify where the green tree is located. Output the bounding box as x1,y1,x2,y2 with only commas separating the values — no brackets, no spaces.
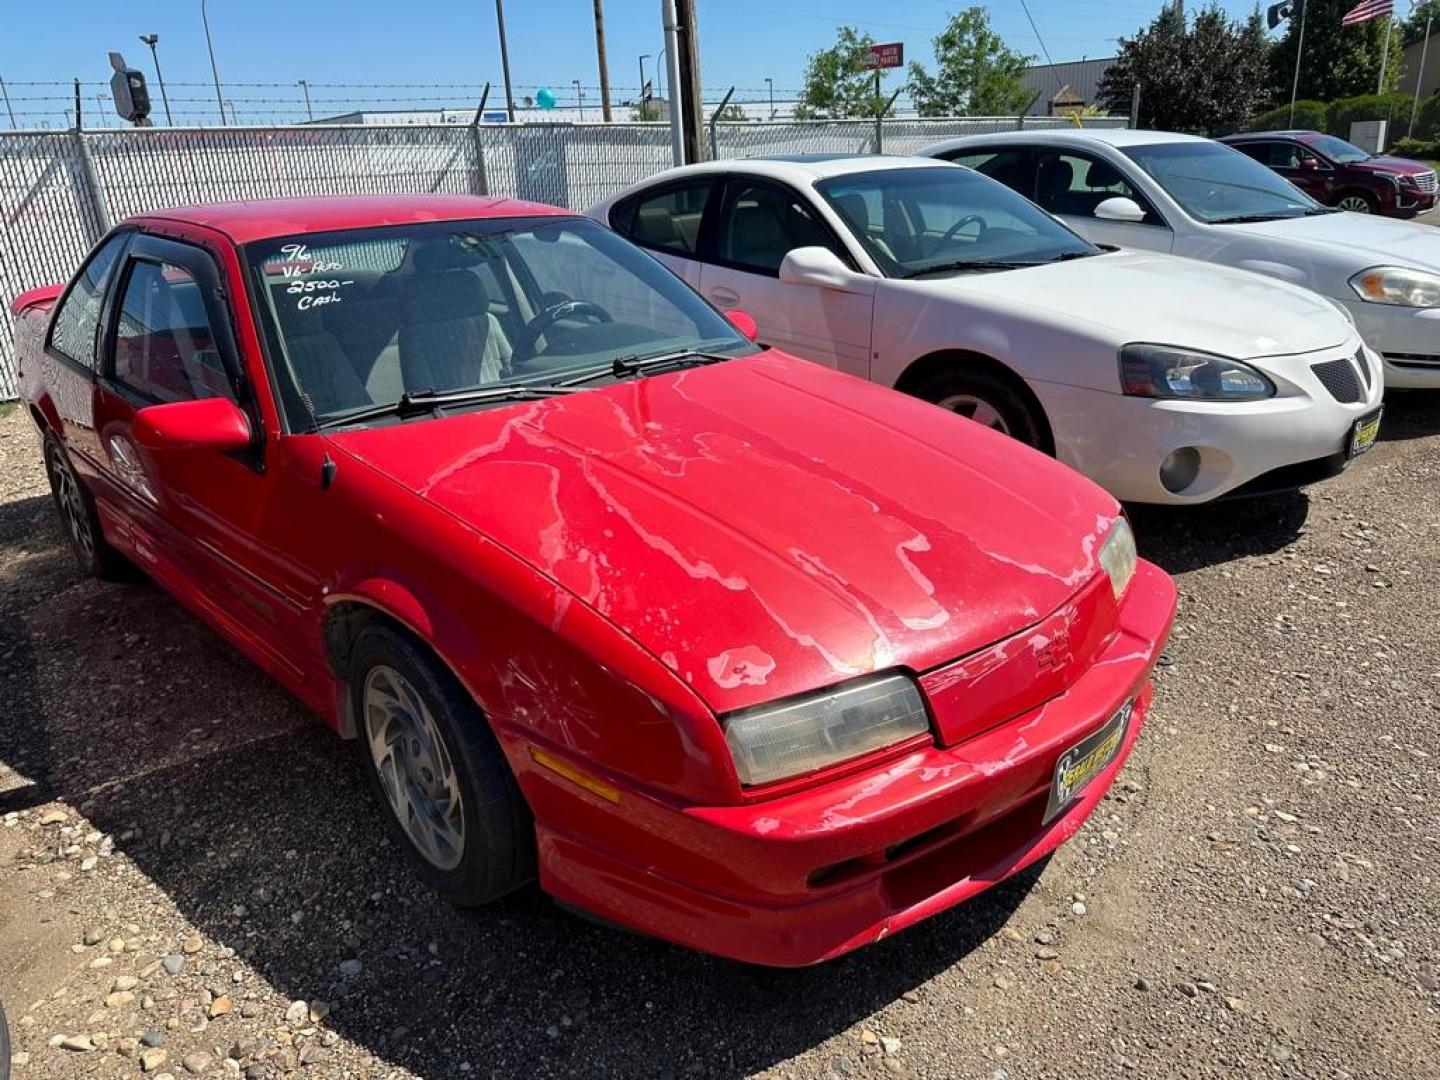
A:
794,26,885,119
1269,1,1399,101
629,102,661,121
1098,2,1273,133
907,7,1033,116
1402,1,1439,46
713,102,748,121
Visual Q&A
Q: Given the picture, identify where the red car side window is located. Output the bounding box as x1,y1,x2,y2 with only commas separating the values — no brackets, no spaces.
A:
48,232,129,370
112,259,234,404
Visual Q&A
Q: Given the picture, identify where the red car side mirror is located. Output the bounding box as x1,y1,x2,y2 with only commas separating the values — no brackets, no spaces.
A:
727,309,759,342
134,397,253,453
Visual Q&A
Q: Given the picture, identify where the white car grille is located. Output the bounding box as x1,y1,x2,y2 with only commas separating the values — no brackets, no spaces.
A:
1413,170,1437,194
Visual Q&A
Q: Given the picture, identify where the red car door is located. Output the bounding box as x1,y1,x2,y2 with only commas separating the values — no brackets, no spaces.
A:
94,232,324,688
37,231,133,481
1274,142,1329,201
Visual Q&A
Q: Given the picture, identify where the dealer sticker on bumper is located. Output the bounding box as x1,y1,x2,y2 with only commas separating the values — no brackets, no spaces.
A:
1043,700,1133,825
1348,408,1383,459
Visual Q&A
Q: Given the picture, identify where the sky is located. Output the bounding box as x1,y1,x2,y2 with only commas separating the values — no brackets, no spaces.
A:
0,0,1270,125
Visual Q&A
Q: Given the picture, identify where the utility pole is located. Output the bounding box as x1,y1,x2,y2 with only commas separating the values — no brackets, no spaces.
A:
574,79,584,120
1410,13,1433,137
639,53,651,117
765,76,774,119
495,0,516,122
592,0,613,121
298,79,313,121
201,0,225,124
670,0,704,162
139,35,171,124
0,74,17,129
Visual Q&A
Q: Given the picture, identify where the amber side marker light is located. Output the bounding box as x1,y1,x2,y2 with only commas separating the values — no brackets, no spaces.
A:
529,746,622,804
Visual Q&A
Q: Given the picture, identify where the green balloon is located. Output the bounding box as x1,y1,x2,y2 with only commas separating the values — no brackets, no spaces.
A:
536,87,556,110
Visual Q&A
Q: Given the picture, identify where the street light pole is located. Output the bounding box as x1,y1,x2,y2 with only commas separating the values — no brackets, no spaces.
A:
495,0,516,122
639,53,651,117
200,0,225,124
139,34,172,124
574,79,584,120
298,79,313,121
765,76,774,119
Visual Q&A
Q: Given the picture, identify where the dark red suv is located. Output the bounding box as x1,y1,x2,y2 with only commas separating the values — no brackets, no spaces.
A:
1222,130,1437,217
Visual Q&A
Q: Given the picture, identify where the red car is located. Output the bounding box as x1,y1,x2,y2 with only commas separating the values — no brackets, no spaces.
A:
12,195,1176,966
1222,130,1438,217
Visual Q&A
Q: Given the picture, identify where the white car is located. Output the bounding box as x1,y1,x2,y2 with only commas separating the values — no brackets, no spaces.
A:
919,128,1440,390
588,156,1382,504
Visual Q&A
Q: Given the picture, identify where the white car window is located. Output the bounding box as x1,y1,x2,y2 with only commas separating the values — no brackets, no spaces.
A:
1121,141,1325,224
817,166,1099,278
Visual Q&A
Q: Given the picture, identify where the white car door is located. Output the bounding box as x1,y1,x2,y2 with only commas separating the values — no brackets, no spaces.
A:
1030,149,1175,254
609,176,716,288
697,178,874,378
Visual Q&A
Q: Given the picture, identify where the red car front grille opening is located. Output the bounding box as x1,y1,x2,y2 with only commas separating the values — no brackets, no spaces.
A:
804,787,1050,904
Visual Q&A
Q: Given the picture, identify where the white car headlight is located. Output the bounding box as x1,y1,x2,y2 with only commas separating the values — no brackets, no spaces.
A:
1119,344,1275,400
724,673,930,786
1098,517,1137,601
1348,266,1440,308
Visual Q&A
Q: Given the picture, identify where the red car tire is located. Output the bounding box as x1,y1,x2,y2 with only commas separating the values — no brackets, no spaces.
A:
350,623,535,906
42,434,133,582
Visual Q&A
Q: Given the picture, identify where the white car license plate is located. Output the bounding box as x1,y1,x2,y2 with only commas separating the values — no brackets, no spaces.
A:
1043,699,1133,824
1347,408,1383,459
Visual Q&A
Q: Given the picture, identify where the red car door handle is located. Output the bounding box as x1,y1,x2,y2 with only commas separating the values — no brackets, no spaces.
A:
709,286,740,308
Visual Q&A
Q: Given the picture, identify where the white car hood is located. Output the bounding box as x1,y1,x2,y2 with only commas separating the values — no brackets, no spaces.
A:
1224,212,1440,270
920,250,1351,359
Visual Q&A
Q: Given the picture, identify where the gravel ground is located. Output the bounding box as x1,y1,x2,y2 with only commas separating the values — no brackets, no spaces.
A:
1,395,1438,1080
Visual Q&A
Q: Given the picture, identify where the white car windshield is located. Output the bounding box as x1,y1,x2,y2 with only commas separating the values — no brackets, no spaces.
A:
1122,141,1326,224
815,166,1100,279
246,216,755,430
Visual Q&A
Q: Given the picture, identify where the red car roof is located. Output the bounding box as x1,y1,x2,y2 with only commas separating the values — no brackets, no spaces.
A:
129,193,575,243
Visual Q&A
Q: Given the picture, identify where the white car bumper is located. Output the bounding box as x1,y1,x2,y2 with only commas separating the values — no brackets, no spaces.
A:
1029,345,1385,505
1342,300,1440,389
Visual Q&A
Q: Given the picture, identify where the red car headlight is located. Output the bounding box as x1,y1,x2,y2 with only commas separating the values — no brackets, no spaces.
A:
1098,518,1137,602
723,673,930,787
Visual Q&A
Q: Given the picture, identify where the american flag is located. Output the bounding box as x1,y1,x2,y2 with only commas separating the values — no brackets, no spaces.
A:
1341,0,1392,26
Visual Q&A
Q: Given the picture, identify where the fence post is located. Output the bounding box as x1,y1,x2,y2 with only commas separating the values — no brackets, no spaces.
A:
1018,114,1026,131
469,83,491,196
708,86,734,161
72,131,112,238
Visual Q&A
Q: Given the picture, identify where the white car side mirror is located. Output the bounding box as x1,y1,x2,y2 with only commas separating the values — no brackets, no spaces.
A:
1094,196,1147,224
779,246,860,291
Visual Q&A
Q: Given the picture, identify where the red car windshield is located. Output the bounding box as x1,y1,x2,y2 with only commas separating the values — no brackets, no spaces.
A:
245,215,754,430
1305,134,1371,164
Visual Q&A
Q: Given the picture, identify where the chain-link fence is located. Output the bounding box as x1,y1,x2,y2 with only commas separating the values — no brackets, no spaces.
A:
0,115,1126,400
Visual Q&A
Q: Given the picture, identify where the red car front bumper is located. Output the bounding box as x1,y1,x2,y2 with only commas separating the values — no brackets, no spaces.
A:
516,561,1177,967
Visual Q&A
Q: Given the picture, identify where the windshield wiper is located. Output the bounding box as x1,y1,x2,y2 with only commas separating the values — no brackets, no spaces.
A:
1207,212,1304,224
313,383,576,430
557,348,735,387
902,259,1040,279
1046,249,1105,263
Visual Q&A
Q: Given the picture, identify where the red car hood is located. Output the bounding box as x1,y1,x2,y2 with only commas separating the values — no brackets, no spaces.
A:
327,353,1119,713
1364,155,1434,176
